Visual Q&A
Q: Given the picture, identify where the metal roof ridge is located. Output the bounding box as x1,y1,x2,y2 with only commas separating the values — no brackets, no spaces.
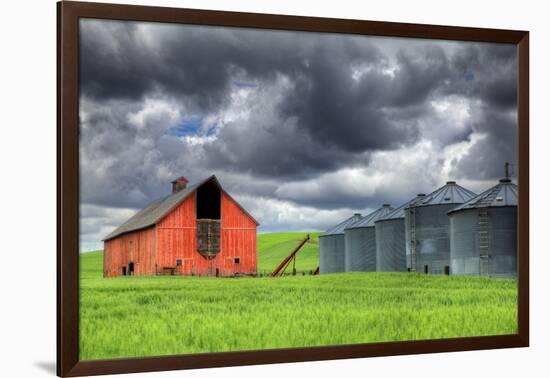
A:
407,181,476,208
321,213,363,236
345,205,394,229
448,180,518,214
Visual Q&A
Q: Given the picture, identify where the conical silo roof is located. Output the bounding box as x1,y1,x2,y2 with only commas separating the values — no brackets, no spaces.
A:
406,181,476,208
376,194,427,221
345,205,394,229
321,213,363,236
448,178,518,214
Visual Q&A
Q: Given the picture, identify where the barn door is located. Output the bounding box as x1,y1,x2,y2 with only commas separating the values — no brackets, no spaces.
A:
197,219,221,258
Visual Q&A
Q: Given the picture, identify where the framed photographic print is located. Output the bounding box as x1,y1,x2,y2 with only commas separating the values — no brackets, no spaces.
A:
57,1,529,376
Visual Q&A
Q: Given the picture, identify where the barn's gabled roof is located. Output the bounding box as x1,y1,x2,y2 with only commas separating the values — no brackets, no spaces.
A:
345,205,394,229
103,175,258,241
448,178,518,214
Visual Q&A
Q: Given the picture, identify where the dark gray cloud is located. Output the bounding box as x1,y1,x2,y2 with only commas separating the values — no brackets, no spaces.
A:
78,19,518,250
444,44,518,180
445,43,517,109
450,108,517,180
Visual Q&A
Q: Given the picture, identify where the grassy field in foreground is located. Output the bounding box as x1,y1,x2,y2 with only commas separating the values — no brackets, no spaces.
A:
80,248,517,360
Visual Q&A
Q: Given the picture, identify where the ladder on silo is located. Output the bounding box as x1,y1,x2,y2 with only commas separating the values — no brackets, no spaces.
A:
409,209,417,272
478,208,490,276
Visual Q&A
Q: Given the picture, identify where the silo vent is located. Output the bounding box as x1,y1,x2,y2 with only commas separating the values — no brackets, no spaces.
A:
500,178,512,183
444,197,451,201
446,181,456,185
417,193,426,197
354,213,362,217
382,204,391,207
496,196,504,201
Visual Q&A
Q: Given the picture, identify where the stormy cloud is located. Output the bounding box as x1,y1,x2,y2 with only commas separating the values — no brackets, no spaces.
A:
79,19,518,251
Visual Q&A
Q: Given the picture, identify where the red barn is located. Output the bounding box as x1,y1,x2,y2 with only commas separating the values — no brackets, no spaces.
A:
102,175,258,277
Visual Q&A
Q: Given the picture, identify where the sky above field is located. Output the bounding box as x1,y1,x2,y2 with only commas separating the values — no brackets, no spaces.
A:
79,19,518,251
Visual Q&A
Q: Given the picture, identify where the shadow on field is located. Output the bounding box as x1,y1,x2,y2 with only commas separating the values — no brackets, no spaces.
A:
34,361,56,375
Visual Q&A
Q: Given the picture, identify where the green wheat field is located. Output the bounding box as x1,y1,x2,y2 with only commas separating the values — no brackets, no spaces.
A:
80,232,517,360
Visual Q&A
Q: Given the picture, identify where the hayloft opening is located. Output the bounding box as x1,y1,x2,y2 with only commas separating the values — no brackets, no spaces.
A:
196,179,221,258
196,179,221,220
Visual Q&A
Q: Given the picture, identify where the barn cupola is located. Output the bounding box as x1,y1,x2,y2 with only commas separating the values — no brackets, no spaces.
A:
171,176,189,193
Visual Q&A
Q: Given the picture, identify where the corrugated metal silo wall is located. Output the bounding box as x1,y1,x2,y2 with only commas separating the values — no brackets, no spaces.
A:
405,204,456,274
319,234,346,274
375,219,407,272
344,227,376,272
450,207,517,278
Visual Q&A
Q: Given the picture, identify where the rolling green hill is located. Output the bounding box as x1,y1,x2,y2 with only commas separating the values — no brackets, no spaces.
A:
80,250,103,279
257,232,319,274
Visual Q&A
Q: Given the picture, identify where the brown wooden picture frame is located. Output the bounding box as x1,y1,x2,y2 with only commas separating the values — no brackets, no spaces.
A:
57,1,529,376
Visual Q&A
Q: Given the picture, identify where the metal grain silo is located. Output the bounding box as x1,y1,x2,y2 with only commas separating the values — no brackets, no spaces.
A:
448,178,517,278
405,181,476,274
375,195,426,272
319,213,362,274
344,205,394,272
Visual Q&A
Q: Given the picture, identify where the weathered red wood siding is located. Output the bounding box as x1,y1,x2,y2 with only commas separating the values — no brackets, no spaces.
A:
103,226,156,277
219,192,257,275
155,191,257,276
156,192,197,274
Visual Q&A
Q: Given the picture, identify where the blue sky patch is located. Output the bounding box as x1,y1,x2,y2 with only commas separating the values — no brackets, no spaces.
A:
233,80,258,89
166,115,203,137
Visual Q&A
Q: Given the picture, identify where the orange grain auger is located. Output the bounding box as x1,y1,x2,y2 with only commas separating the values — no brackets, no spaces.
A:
271,234,310,277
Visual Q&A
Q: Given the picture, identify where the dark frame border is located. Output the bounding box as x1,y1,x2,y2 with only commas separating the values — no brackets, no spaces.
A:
57,1,529,376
